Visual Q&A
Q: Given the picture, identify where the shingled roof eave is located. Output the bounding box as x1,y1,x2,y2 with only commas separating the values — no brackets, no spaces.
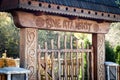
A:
0,0,120,22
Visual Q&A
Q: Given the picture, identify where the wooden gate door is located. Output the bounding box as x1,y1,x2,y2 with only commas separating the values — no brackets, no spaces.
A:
37,32,94,80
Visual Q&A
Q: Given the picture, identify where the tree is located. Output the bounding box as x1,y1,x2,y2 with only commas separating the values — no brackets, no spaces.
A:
116,0,120,7
106,23,120,47
0,12,19,58
114,45,120,65
105,41,115,62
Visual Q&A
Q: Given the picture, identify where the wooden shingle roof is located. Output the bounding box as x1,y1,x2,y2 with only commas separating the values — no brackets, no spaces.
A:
0,0,120,21
39,0,120,14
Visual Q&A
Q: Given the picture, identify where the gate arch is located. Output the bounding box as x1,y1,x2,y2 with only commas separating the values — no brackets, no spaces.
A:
14,11,108,80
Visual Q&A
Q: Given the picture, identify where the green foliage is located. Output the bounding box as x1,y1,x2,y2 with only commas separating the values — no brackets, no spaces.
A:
105,41,115,62
114,45,120,65
105,23,120,64
115,0,120,7
106,23,120,47
0,12,19,58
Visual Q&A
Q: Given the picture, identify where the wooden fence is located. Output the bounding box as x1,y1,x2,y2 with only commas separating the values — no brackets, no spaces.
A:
37,34,94,80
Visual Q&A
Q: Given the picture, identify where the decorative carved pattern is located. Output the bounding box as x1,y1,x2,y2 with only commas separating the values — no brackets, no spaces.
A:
35,15,103,33
20,28,37,80
26,28,37,80
15,11,110,33
97,34,105,80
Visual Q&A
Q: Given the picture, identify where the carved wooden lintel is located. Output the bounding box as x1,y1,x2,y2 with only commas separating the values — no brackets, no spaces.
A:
14,11,110,33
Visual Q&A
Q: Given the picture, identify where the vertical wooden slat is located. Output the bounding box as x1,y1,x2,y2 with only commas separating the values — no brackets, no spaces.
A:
58,34,61,80
51,39,55,80
38,45,41,80
81,43,85,80
64,35,67,80
86,44,90,80
76,40,79,80
70,35,73,80
91,46,94,80
45,42,48,80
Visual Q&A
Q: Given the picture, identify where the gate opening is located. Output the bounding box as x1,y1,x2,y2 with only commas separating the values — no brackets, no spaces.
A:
37,30,93,80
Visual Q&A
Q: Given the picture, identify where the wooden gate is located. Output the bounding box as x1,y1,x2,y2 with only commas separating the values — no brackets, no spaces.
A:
37,33,94,80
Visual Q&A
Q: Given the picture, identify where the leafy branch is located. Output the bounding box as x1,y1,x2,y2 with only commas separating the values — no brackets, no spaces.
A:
115,0,120,7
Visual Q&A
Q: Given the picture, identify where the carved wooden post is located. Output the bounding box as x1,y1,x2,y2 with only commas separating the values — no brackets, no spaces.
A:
20,28,38,80
92,33,105,80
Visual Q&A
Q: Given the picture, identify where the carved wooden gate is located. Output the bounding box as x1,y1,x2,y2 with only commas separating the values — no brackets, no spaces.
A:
37,32,94,80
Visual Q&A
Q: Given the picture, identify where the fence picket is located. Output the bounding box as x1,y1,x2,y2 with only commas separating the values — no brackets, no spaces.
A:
81,43,85,80
64,35,67,80
91,46,94,80
76,40,79,80
45,42,48,80
38,45,41,80
58,34,61,80
51,39,55,80
87,44,90,80
70,35,73,80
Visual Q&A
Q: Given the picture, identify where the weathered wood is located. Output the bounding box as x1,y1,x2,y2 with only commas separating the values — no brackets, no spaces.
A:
11,4,110,80
14,11,110,34
20,28,38,80
81,43,85,80
37,34,94,80
51,39,55,80
64,35,67,80
58,34,61,80
38,45,41,80
44,42,48,80
91,46,94,80
92,34,105,80
70,35,73,80
76,40,79,80
87,44,90,80
92,34,97,80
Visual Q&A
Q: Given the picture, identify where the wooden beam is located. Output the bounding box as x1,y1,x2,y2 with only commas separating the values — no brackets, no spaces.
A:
13,11,110,34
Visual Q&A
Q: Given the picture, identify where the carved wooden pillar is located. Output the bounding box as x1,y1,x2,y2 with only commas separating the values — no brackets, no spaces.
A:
92,33,105,80
20,28,38,80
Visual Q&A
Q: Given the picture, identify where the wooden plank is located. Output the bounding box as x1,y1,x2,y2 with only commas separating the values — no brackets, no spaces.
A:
86,44,90,80
51,39,55,80
70,35,73,80
40,49,92,53
91,46,94,80
44,42,48,80
76,40,79,80
81,43,85,80
38,45,41,80
64,35,67,80
15,11,110,34
58,34,61,80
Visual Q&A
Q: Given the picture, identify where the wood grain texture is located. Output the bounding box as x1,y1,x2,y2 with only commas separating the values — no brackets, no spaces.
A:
20,28,38,80
14,11,110,33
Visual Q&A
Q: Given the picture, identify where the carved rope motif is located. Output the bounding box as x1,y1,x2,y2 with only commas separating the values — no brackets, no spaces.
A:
97,34,105,80
26,28,37,80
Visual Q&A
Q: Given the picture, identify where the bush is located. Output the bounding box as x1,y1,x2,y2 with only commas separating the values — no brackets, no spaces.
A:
105,41,115,62
114,45,120,65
